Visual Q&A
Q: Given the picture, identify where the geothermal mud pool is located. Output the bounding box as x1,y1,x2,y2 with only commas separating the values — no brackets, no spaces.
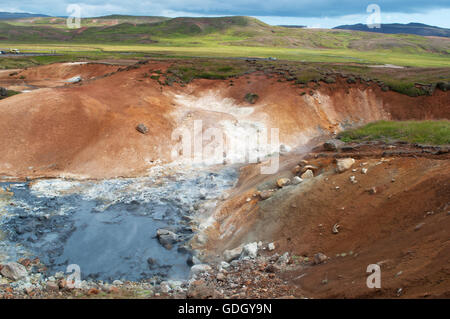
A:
0,166,238,282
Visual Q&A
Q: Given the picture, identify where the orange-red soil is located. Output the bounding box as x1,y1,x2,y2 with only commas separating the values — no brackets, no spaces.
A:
0,60,448,179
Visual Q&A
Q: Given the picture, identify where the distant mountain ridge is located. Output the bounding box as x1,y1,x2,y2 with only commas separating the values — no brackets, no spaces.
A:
334,22,450,37
0,12,49,19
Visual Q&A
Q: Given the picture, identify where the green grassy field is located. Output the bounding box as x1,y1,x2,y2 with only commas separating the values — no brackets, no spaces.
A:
1,42,449,67
338,120,450,145
0,16,449,67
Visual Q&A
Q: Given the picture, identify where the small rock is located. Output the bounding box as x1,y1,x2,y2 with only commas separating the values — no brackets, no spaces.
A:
314,253,328,265
349,175,357,184
277,252,290,265
268,243,275,251
160,281,171,293
276,178,291,188
332,223,340,234
223,246,243,262
259,190,273,200
300,165,319,175
300,169,314,179
0,262,28,281
147,257,157,267
241,242,258,259
156,229,178,249
414,223,425,231
361,168,368,174
219,261,230,270
136,123,149,134
46,281,59,292
190,264,212,277
323,139,344,151
292,176,303,185
336,158,355,173
216,273,226,281
265,264,281,273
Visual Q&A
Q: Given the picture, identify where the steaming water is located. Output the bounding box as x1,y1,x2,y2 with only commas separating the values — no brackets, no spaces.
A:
0,166,238,282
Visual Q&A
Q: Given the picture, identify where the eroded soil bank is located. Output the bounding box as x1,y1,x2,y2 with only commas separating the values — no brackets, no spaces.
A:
0,60,448,180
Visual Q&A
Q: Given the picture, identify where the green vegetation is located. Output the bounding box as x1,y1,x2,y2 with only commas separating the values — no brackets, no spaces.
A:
0,16,449,67
338,120,450,145
245,93,259,104
0,88,20,100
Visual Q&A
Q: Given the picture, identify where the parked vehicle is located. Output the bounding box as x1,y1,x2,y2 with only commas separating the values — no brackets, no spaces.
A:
9,49,20,54
0,51,5,54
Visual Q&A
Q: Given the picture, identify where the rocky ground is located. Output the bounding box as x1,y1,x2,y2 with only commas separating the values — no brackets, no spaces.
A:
0,243,300,299
2,139,448,299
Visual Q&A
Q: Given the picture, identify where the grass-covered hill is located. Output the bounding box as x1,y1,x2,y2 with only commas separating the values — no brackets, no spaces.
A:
1,16,449,55
4,15,169,28
0,12,49,19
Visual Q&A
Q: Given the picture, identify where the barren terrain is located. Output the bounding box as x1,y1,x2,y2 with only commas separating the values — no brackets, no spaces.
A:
0,59,449,299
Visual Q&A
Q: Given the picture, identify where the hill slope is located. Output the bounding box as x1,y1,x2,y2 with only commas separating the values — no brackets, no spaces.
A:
0,12,49,20
334,23,450,38
5,15,169,28
0,16,449,58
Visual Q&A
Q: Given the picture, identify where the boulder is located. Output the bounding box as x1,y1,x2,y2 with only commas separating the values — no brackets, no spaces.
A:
336,158,355,173
156,229,178,249
190,264,212,277
323,139,344,151
136,123,149,134
223,246,243,262
0,262,28,280
241,242,258,259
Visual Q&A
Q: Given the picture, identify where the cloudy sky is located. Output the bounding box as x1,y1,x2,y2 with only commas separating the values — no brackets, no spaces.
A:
1,0,450,28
